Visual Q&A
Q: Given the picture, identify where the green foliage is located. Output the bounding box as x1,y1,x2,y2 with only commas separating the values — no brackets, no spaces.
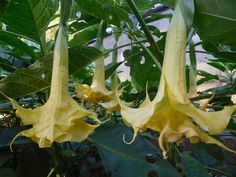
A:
124,46,161,92
0,47,102,100
181,153,210,177
0,0,236,177
194,0,236,48
90,123,181,177
0,0,58,43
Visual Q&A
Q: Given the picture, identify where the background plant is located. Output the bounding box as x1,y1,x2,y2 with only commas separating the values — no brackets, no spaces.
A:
0,0,236,177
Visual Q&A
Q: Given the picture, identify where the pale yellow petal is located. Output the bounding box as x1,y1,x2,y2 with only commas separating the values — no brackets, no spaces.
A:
177,101,236,134
9,26,100,148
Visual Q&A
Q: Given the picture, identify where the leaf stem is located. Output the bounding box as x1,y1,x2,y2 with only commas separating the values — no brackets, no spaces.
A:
52,143,63,177
126,0,163,64
190,87,236,101
205,166,233,177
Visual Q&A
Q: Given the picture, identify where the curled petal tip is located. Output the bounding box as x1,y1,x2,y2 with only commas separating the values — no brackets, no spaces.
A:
122,129,138,145
10,131,23,152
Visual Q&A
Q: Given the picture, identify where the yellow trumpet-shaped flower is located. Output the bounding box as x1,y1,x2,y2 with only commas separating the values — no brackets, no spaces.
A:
77,57,119,112
76,21,118,112
9,26,100,148
117,1,236,158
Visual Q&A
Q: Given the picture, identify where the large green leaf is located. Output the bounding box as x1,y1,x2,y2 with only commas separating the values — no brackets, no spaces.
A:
194,0,236,48
75,0,130,25
0,31,36,58
0,55,52,100
0,57,16,72
69,24,99,47
181,153,210,177
0,0,58,42
124,47,161,92
89,123,181,177
0,46,102,100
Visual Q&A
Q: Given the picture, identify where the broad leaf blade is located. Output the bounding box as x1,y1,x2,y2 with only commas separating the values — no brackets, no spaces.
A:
124,47,161,92
0,0,58,42
0,55,52,100
181,153,210,177
0,46,102,100
75,0,130,25
0,31,36,58
0,57,16,72
69,24,99,47
89,123,181,177
194,0,236,48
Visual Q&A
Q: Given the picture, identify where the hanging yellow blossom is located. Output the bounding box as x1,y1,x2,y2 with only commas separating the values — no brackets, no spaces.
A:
117,1,236,158
77,57,119,112
9,26,100,148
76,21,119,112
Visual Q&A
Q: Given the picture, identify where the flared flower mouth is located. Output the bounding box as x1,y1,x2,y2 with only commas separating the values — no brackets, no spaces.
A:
8,26,100,148
76,56,119,112
116,1,236,158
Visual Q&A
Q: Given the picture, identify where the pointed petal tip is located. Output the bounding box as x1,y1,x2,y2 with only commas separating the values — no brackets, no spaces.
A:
10,131,24,152
122,129,138,145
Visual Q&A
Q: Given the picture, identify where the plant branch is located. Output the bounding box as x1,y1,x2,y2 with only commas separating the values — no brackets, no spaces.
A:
52,143,63,177
205,166,233,177
191,84,236,101
126,0,163,64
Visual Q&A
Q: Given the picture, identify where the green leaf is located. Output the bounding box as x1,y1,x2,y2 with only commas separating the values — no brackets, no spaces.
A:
0,31,36,58
124,47,161,92
207,61,226,72
75,0,130,25
179,0,195,31
181,153,210,177
160,0,175,9
132,0,160,13
194,0,236,48
105,61,123,79
192,143,222,166
0,46,102,100
0,57,16,72
69,46,103,73
0,55,52,100
0,0,58,42
69,24,99,47
89,123,181,177
197,70,219,85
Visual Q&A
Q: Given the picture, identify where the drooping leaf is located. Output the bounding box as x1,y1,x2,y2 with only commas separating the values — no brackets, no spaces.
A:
0,55,52,100
69,24,99,47
197,70,219,85
192,143,222,166
0,46,102,101
181,153,210,177
0,0,58,42
124,47,161,92
75,0,130,25
105,61,123,79
179,0,195,31
0,31,36,58
89,123,181,177
0,57,16,72
69,46,102,73
194,0,236,49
